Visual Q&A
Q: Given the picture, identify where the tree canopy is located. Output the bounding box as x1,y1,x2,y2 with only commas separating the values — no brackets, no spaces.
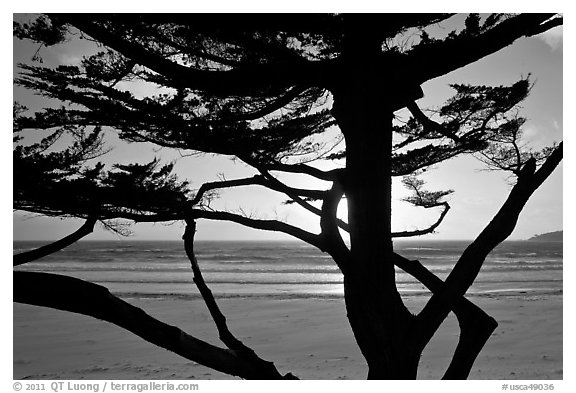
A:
13,13,563,380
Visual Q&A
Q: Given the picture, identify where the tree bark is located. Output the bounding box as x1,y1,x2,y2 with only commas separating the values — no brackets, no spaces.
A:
329,23,421,378
338,108,418,378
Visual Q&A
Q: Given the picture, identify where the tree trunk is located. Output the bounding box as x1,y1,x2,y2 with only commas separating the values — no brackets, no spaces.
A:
335,99,420,377
343,274,419,379
330,32,420,377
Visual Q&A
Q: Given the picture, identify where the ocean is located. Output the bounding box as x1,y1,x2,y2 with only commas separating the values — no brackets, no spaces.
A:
13,240,562,301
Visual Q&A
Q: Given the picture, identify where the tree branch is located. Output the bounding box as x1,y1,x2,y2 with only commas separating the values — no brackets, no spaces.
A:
258,173,329,201
187,209,324,250
257,170,352,247
264,162,342,181
295,194,449,239
189,176,264,207
113,206,325,250
13,217,97,266
13,271,291,379
525,16,563,37
415,142,563,352
182,221,249,350
99,211,183,223
408,14,560,84
392,253,497,379
58,15,331,95
182,220,296,379
406,102,460,142
268,177,325,216
392,202,451,238
225,87,309,121
191,174,328,209
24,196,324,252
319,180,350,272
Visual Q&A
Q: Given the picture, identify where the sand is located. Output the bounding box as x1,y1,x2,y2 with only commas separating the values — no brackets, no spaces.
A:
13,295,562,380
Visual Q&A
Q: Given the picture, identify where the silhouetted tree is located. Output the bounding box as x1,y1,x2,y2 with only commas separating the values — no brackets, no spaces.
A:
13,13,563,380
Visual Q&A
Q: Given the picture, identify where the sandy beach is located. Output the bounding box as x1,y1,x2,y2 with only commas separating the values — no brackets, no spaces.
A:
13,295,562,380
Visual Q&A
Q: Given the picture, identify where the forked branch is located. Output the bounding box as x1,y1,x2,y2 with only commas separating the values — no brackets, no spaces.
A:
392,253,497,379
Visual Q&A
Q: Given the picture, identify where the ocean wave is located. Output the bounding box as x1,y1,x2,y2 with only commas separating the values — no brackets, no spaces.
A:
399,247,444,251
99,279,345,285
501,252,538,257
114,288,563,301
94,278,563,286
16,263,562,275
96,276,562,283
485,259,562,265
14,266,343,274
13,241,563,303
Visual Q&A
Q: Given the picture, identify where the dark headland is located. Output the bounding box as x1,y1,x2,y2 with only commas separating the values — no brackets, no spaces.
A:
527,230,563,242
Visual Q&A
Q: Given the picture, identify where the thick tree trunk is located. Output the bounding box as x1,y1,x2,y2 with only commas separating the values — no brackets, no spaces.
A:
330,31,420,377
343,274,419,379
337,110,420,378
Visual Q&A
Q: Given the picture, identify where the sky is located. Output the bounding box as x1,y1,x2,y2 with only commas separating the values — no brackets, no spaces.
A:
11,13,564,242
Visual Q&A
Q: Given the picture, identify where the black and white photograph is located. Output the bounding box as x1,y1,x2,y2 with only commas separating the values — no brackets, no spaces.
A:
12,8,564,385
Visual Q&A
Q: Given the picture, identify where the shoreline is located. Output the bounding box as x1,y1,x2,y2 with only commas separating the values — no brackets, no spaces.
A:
13,295,562,380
